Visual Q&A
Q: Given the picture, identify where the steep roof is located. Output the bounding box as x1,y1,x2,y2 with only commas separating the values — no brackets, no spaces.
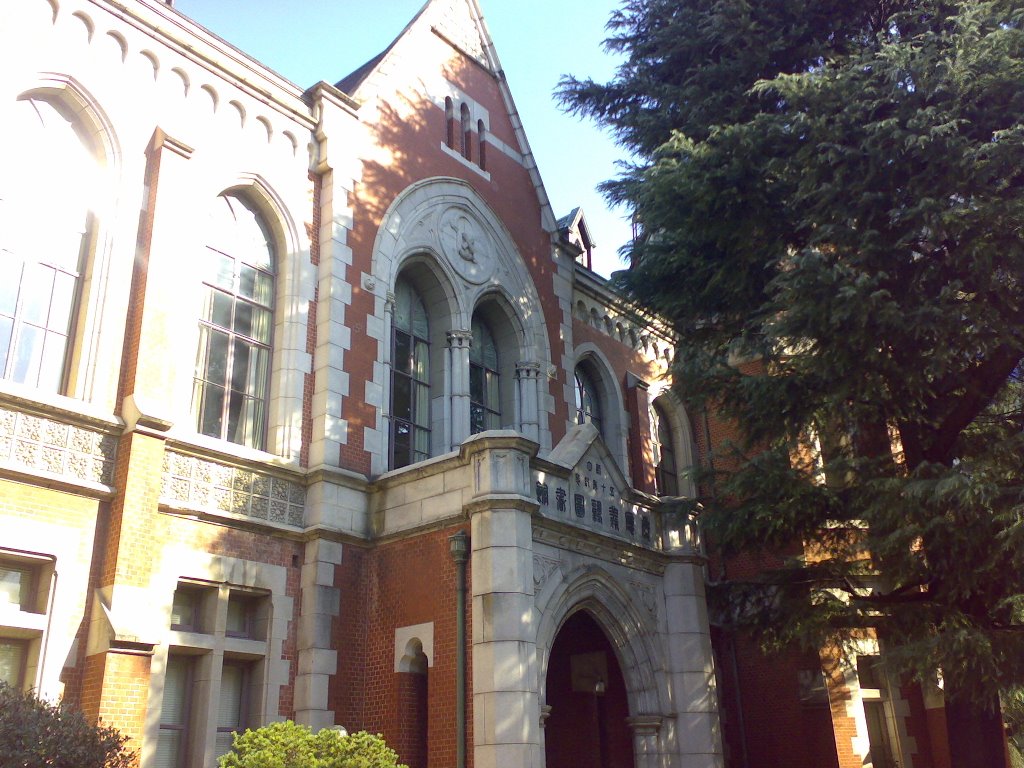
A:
334,0,496,96
332,0,558,233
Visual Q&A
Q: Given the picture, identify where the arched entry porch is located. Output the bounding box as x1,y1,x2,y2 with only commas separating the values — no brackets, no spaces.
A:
535,565,670,768
544,610,632,768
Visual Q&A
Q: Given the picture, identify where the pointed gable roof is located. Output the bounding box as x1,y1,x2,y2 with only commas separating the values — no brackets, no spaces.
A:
335,0,497,96
334,0,558,233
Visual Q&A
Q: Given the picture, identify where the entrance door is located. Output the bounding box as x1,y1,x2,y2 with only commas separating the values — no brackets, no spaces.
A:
544,611,633,768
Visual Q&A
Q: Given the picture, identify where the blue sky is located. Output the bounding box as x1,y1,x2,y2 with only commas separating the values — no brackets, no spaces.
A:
173,0,632,277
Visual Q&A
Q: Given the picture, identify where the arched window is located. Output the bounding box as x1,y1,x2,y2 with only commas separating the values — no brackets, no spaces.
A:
391,277,431,469
460,103,471,161
192,194,275,450
574,367,602,435
477,119,487,171
470,316,500,434
652,402,679,496
0,97,97,392
444,97,455,149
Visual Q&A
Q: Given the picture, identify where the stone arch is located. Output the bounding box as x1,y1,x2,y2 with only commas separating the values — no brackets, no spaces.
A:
398,637,429,674
536,563,668,720
18,74,120,165
370,177,548,365
368,177,551,466
227,172,303,262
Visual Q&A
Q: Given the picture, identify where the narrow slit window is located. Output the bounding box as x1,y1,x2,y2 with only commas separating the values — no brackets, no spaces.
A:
460,103,471,161
477,119,487,170
445,97,455,148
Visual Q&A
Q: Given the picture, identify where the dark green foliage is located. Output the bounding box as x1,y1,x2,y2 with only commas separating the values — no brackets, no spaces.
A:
0,682,134,768
218,720,407,768
561,0,1024,710
1006,687,1024,766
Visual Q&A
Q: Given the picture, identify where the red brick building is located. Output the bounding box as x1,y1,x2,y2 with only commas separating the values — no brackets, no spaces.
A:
0,1,968,767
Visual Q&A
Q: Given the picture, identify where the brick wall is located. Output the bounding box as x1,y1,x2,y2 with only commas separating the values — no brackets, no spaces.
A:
332,525,471,768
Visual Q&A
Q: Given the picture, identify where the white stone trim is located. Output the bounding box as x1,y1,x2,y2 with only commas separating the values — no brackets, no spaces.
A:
366,177,551,472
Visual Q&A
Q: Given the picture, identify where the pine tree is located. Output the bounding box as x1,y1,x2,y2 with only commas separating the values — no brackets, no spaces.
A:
561,2,1024,765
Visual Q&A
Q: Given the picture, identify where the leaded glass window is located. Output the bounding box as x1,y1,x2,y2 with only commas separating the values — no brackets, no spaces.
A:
391,278,430,469
0,97,95,392
574,367,602,435
470,316,500,434
192,195,274,450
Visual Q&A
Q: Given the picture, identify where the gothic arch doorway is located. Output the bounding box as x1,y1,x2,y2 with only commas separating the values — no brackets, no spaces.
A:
544,611,633,768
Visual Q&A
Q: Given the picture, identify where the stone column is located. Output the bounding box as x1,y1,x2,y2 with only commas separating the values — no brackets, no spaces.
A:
515,361,542,443
448,329,473,449
663,558,725,768
464,433,542,768
294,538,342,729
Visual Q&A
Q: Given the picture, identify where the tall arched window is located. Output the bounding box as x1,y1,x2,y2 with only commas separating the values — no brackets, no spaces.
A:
574,367,602,435
0,97,97,392
477,120,487,171
391,277,431,469
444,97,455,149
652,402,679,496
192,194,275,450
460,103,471,160
470,316,500,434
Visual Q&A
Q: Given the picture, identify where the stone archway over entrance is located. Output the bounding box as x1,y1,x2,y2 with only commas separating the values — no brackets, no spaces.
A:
544,611,633,768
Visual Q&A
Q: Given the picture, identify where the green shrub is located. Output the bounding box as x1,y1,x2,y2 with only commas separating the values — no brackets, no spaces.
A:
218,720,407,768
0,682,134,768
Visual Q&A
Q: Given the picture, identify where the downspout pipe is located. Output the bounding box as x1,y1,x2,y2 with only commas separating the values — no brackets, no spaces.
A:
449,530,469,768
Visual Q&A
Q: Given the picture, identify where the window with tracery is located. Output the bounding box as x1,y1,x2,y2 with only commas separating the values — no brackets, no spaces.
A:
192,194,275,450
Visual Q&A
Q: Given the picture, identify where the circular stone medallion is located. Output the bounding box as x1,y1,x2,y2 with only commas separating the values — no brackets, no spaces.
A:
439,208,494,284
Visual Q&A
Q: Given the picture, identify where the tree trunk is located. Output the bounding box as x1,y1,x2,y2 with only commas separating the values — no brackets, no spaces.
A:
945,689,1006,768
